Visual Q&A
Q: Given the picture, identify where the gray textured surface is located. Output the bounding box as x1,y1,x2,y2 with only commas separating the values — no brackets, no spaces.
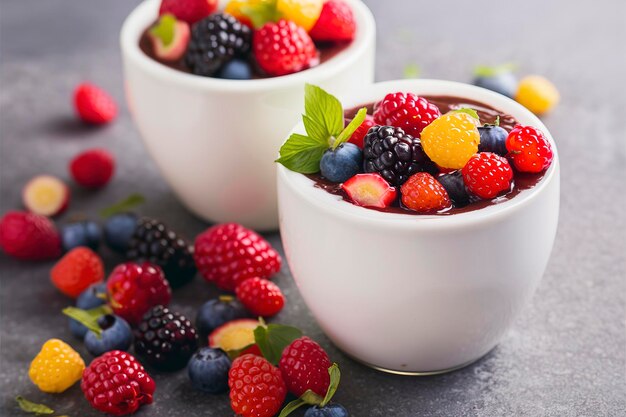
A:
1,0,625,416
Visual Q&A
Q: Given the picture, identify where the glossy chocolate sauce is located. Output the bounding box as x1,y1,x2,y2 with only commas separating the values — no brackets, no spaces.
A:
307,96,545,215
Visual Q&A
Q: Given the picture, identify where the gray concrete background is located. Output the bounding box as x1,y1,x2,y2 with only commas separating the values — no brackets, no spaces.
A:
1,0,625,416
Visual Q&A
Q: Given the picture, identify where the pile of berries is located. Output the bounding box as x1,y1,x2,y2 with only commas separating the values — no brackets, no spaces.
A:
146,0,357,79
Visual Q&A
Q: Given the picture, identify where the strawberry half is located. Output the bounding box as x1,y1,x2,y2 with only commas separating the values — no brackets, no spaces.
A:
341,173,397,208
159,0,217,25
309,0,356,42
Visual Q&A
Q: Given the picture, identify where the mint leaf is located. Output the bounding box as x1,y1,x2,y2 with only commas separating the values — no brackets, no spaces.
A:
254,323,302,365
225,343,256,361
452,107,480,122
62,305,111,338
303,114,329,143
320,363,341,407
99,193,145,218
150,14,177,46
240,0,281,29
15,396,54,415
278,398,307,417
474,63,516,77
304,84,344,139
275,133,327,174
403,63,421,79
333,107,367,149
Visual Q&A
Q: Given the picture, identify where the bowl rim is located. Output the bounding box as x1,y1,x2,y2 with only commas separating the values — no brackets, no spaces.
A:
119,0,376,93
277,79,560,229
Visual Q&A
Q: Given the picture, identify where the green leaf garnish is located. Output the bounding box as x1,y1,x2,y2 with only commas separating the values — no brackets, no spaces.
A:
62,305,112,338
333,107,367,149
403,63,421,79
254,323,302,365
304,84,344,140
224,343,256,361
474,63,516,77
15,396,54,415
278,364,342,416
483,115,500,127
240,0,281,29
320,363,341,407
275,133,328,174
99,193,145,218
452,107,480,122
150,14,177,47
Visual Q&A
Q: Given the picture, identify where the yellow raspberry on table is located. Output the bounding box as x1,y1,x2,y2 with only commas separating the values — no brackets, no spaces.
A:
28,338,85,393
515,75,560,115
420,112,481,169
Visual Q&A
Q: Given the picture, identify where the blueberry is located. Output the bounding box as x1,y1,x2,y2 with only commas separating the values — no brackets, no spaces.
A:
478,125,508,156
103,212,138,253
69,283,107,339
320,143,363,183
61,221,101,252
473,72,518,98
437,171,470,207
187,347,231,393
305,404,349,417
84,314,133,356
217,59,252,80
196,296,249,338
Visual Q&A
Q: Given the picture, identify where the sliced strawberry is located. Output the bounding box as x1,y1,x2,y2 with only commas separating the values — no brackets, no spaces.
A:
22,175,70,217
341,173,397,208
149,15,191,62
309,0,356,42
208,318,260,354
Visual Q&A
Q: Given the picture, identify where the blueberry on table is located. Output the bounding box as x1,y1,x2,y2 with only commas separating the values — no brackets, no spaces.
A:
187,347,231,393
103,212,138,253
196,295,250,338
68,283,107,339
305,404,350,417
84,314,133,357
473,64,518,98
61,221,101,252
217,59,252,80
478,124,509,156
320,143,363,183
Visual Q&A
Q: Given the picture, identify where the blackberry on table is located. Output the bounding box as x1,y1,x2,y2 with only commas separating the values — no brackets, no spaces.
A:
185,13,252,76
363,125,437,186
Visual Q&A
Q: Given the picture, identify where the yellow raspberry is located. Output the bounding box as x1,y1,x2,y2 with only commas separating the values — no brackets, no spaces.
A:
276,0,323,31
421,112,481,169
515,75,560,115
224,0,268,26
28,339,85,393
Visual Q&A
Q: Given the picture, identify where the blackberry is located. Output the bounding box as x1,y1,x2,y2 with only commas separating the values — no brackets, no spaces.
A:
126,217,196,289
185,13,252,77
134,305,198,371
363,125,437,186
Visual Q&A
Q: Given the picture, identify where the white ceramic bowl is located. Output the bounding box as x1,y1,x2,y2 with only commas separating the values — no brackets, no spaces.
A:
120,0,375,231
278,79,560,374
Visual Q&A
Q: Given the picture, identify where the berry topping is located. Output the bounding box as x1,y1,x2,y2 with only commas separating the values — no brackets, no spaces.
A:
159,0,217,24
134,305,199,371
84,314,133,357
188,347,232,393
196,296,250,338
68,283,107,339
363,125,437,186
103,212,139,253
185,13,252,76
373,92,441,138
515,75,560,115
473,64,518,98
420,110,481,169
81,350,155,416
0,211,61,261
505,125,554,173
209,318,260,353
217,58,252,80
61,220,101,252
462,152,513,199
51,247,105,298
73,83,117,125
253,19,318,76
236,277,285,317
320,142,363,183
305,404,349,417
29,339,85,394
309,0,356,42
478,123,508,156
106,262,172,325
436,171,471,207
70,148,115,189
347,114,375,149
341,173,397,208
194,223,282,291
276,0,324,31
149,14,191,62
22,175,70,217
229,354,287,417
401,172,451,213
279,336,331,397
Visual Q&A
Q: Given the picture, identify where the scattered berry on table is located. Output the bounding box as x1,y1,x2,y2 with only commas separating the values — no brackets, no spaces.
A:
253,19,318,77
401,172,451,213
103,212,138,253
22,175,70,217
125,217,196,288
515,75,560,115
320,143,363,183
209,318,260,354
276,0,324,31
51,247,104,298
236,277,285,317
61,220,101,252
81,350,155,416
462,152,513,199
305,404,350,417
0,211,61,260
217,58,252,80
436,171,471,207
73,83,117,125
373,92,441,138
505,125,554,173
229,354,287,417
159,0,217,24
420,111,481,169
310,0,356,42
473,67,518,98
69,282,107,339
149,14,191,62
84,314,133,357
478,124,509,156
188,347,232,393
363,125,437,186
347,114,375,149
341,173,397,208
106,262,172,325
196,295,250,338
69,149,115,189
29,338,85,393
279,336,331,397
194,223,282,291
134,305,199,371
185,13,252,77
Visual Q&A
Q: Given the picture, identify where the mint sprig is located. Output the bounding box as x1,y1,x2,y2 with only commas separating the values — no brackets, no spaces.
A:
474,63,516,77
62,305,111,338
452,107,480,122
99,193,145,218
278,364,342,417
403,63,421,79
240,0,281,29
254,323,302,365
15,396,54,415
150,14,177,47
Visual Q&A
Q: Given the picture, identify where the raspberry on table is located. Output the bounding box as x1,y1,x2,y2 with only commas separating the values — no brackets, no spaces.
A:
420,111,481,169
0,211,61,260
73,82,117,125
401,172,451,213
505,125,554,173
50,247,104,298
29,339,85,393
462,152,513,199
235,277,285,317
70,148,115,189
373,92,441,138
279,336,332,397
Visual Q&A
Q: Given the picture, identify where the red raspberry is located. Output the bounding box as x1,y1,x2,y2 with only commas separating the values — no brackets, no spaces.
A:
70,148,115,189
106,262,172,325
0,211,61,260
505,125,554,173
51,247,104,298
253,19,318,77
373,92,441,138
279,336,332,397
73,83,117,125
235,277,285,317
81,350,155,416
159,0,217,24
462,152,513,199
401,172,451,213
228,354,287,417
194,223,282,291
309,0,356,42
347,114,375,149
